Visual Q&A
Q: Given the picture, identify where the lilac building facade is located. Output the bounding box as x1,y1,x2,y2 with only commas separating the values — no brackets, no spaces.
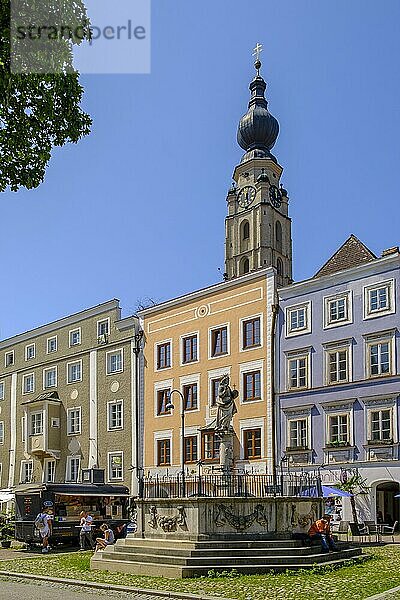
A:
277,238,400,523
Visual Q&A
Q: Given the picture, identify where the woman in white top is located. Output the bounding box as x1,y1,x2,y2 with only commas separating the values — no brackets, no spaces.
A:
95,523,115,551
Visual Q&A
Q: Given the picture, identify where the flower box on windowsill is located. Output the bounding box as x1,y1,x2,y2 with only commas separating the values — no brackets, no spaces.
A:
326,441,350,449
367,438,394,446
286,446,310,453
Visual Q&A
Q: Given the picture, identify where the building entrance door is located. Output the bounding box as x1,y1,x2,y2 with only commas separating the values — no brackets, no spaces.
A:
376,481,399,526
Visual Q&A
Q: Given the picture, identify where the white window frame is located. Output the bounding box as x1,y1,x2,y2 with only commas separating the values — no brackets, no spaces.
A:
364,331,396,379
363,396,398,445
106,348,124,375
108,451,124,481
20,460,33,484
43,366,57,389
207,367,231,411
0,381,4,400
180,373,201,413
154,430,173,468
180,331,200,366
22,372,35,395
285,301,312,338
285,349,311,391
0,421,4,445
107,399,124,430
327,413,350,446
154,379,173,419
97,317,110,338
65,456,80,482
322,400,355,449
364,279,395,320
67,407,81,435
30,411,43,435
25,343,36,361
239,359,264,405
67,359,82,384
154,339,173,371
46,336,58,354
43,459,56,483
323,291,353,329
323,339,353,385
238,417,265,461
208,322,231,360
69,327,81,347
239,313,263,352
5,351,14,368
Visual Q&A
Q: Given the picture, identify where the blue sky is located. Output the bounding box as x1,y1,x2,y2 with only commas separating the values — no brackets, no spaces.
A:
1,0,400,339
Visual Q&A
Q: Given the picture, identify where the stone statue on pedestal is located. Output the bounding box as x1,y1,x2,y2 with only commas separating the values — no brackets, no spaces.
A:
215,375,238,473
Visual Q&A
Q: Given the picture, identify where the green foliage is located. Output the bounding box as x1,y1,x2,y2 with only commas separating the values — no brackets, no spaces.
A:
0,511,15,540
0,0,92,191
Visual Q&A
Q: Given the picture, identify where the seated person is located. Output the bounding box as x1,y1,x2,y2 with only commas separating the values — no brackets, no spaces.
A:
95,523,115,551
308,515,338,553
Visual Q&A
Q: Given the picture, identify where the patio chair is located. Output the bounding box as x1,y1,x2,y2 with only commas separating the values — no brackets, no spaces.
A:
349,522,369,543
335,520,350,541
364,521,380,543
381,521,398,543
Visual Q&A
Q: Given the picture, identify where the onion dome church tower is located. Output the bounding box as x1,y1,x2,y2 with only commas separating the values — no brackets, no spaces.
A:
224,46,293,286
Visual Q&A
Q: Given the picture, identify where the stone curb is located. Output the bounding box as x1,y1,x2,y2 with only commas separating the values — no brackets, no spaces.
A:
0,570,233,600
365,586,400,600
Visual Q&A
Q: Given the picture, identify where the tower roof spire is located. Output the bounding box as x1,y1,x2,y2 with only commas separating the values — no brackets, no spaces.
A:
237,43,279,163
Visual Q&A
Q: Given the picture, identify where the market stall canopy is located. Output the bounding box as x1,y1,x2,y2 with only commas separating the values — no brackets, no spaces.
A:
302,485,353,498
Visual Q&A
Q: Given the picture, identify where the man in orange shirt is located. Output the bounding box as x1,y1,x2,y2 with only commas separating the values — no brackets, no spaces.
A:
308,515,338,553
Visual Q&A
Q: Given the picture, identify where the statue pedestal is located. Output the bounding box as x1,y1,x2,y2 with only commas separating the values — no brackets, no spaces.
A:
218,430,234,474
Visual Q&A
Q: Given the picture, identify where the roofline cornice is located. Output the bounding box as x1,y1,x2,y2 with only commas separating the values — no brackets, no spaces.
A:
138,268,275,317
279,253,399,300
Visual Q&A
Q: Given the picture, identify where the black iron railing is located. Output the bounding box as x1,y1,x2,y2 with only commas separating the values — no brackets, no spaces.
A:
140,472,322,499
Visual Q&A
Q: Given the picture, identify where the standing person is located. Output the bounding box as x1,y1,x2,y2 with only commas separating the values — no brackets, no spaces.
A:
95,523,115,551
34,507,53,554
308,515,338,553
79,511,95,550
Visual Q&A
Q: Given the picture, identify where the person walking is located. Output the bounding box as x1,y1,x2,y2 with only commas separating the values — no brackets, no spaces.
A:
95,523,115,551
308,515,338,553
34,506,53,553
79,511,95,550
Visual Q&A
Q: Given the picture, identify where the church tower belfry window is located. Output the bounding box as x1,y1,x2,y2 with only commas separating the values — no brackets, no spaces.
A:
224,45,293,286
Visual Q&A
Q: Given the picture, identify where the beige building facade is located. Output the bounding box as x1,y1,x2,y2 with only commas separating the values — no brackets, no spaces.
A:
139,269,277,476
0,300,142,496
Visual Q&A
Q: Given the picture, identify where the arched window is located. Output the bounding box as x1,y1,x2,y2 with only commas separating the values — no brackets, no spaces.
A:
240,257,250,275
242,221,250,240
277,258,283,277
275,221,283,254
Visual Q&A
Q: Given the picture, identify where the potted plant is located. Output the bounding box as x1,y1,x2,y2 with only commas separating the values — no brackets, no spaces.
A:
0,511,14,549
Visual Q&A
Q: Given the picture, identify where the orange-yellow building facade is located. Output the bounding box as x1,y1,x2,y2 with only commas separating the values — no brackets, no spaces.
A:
139,268,277,475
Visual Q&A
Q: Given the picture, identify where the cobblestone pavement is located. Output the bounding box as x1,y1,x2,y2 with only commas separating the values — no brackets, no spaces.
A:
0,577,169,600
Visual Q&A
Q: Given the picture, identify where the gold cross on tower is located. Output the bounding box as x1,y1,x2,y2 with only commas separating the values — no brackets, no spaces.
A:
253,43,263,75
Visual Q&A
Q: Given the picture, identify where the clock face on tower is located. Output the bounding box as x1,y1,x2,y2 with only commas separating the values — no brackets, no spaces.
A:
237,186,256,209
269,184,282,208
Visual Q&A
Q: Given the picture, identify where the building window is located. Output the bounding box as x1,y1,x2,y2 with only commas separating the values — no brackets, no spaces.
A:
106,349,123,374
43,367,57,389
108,400,123,429
182,334,198,364
23,373,35,394
25,344,35,360
0,422,4,444
276,258,283,277
5,351,14,367
370,409,392,442
243,317,261,349
184,436,198,463
286,302,311,337
69,328,81,346
328,414,349,445
44,460,56,483
108,452,123,480
327,349,349,384
20,460,33,483
47,336,57,353
156,389,171,416
288,355,308,390
67,408,81,435
0,382,3,400
243,371,261,402
288,419,307,449
157,342,171,369
210,378,221,407
66,456,80,482
183,383,198,411
364,280,395,319
210,326,228,357
157,439,171,466
368,340,391,377
242,221,250,240
244,428,262,459
275,221,283,254
67,361,82,383
30,412,43,435
97,318,110,337
201,431,220,462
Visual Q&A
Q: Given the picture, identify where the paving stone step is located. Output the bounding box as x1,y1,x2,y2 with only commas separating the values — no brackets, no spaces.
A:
124,538,302,549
